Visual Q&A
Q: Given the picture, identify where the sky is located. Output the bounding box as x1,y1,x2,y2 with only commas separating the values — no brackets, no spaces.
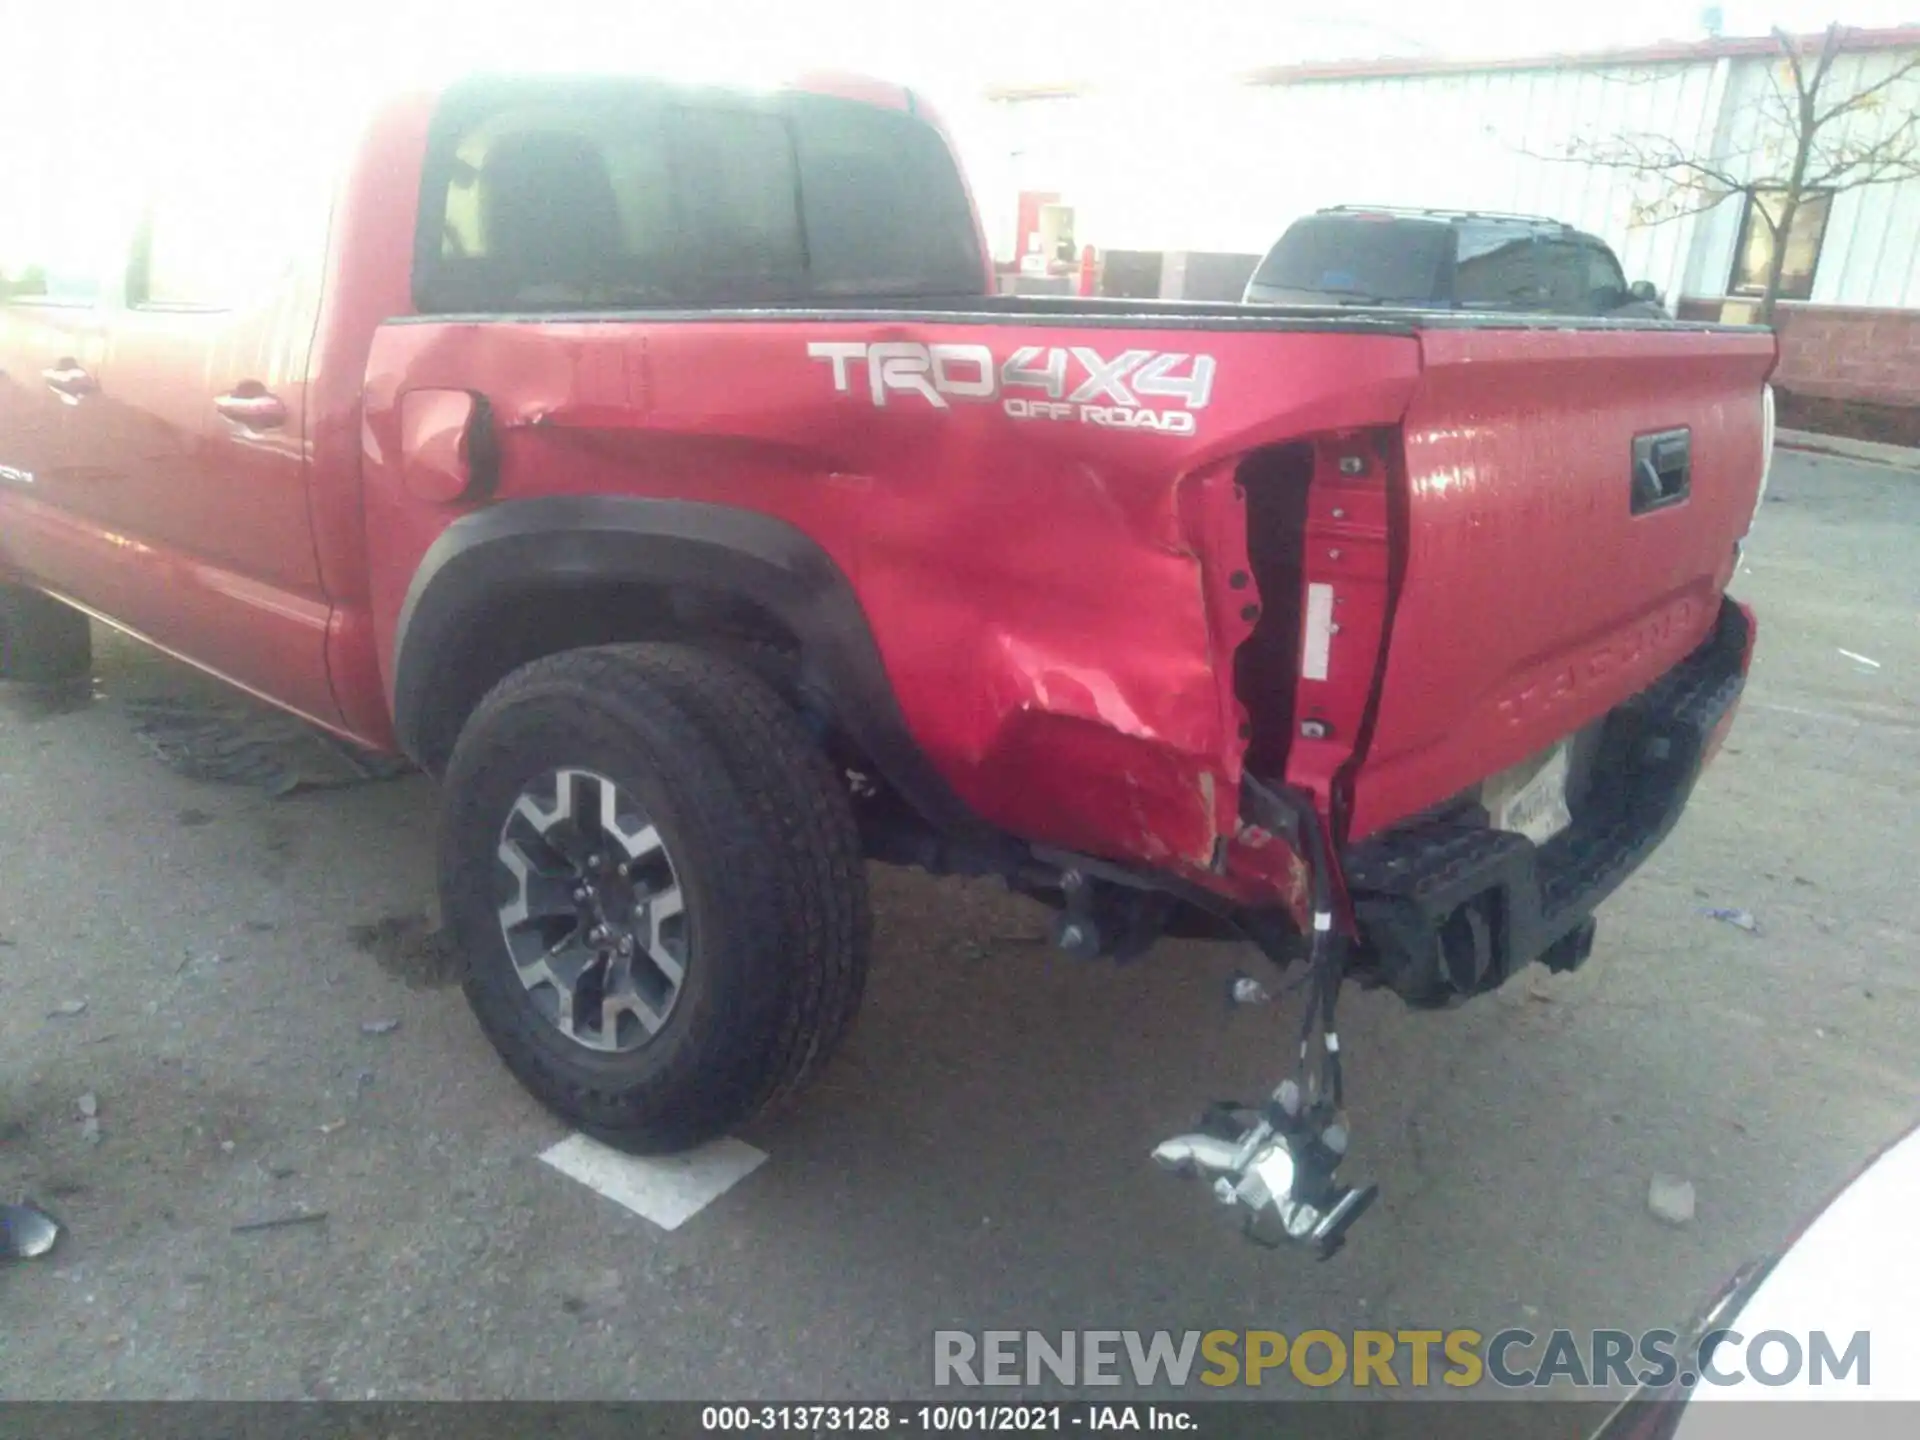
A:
1,0,1915,267
4,0,1917,108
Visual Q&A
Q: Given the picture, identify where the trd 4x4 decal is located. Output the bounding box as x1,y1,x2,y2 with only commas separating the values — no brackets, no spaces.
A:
807,341,1216,435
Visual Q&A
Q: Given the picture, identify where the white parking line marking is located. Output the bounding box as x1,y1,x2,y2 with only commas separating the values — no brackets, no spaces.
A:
539,1133,768,1231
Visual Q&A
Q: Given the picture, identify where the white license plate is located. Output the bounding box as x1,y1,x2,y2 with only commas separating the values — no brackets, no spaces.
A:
1484,743,1574,845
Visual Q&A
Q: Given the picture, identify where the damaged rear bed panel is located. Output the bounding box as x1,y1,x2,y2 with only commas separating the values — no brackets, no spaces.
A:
362,316,1423,908
363,308,1771,917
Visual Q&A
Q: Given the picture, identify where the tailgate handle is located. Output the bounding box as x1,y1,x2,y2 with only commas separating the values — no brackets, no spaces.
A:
1631,429,1691,514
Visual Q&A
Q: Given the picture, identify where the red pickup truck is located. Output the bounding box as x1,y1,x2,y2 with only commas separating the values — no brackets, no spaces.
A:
0,71,1773,1250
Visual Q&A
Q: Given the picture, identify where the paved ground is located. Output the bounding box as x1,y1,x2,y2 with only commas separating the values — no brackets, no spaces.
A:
1,451,1915,1405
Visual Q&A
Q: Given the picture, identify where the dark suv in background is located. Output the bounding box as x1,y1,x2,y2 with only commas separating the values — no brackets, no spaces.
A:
1243,205,1668,318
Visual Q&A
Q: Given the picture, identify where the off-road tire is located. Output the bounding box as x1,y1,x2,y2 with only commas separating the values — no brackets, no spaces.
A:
614,644,870,1112
0,586,91,685
439,644,865,1152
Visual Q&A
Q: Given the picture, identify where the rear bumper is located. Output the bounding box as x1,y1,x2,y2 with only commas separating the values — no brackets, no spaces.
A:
1343,597,1753,1005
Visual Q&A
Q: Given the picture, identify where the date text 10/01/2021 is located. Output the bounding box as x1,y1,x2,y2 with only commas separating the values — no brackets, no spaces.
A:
701,1406,1194,1432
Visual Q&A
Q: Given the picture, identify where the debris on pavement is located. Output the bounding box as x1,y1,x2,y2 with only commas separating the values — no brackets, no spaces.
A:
317,1119,347,1136
1837,648,1881,670
0,1201,61,1260
1648,1174,1696,1227
1228,974,1273,1007
76,1094,101,1145
360,1018,401,1036
47,999,88,1018
124,694,414,795
231,1210,329,1235
1700,907,1760,933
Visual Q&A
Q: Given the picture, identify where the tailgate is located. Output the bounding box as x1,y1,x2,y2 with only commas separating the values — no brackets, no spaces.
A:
1346,323,1775,841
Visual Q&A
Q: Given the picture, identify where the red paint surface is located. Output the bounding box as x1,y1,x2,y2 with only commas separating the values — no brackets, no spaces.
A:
398,389,480,503
1346,326,1774,840
0,74,1774,921
361,321,1426,910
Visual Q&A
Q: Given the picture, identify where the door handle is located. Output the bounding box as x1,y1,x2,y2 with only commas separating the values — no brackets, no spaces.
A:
42,361,97,402
215,386,287,431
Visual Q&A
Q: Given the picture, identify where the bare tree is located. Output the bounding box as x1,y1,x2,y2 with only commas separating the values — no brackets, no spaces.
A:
1568,25,1920,323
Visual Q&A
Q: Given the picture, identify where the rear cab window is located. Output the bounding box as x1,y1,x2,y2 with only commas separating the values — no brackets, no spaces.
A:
1250,211,1639,317
1248,214,1452,305
414,77,985,313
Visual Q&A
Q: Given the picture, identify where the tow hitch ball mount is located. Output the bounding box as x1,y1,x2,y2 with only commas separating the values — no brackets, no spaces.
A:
1045,785,1378,1257
1153,1083,1377,1258
1150,772,1377,1259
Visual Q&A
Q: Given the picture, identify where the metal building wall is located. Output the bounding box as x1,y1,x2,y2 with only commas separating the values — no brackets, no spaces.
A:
1684,48,1920,308
990,45,1920,310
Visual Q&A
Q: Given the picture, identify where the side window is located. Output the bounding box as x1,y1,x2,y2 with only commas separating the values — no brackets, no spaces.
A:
1453,234,1540,310
1533,241,1615,314
2,138,138,306
1582,246,1628,311
0,220,110,307
135,189,236,308
131,171,321,311
0,263,99,305
1455,233,1624,315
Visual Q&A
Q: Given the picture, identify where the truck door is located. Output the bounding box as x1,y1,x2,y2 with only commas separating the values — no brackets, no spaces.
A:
87,159,340,725
0,243,117,612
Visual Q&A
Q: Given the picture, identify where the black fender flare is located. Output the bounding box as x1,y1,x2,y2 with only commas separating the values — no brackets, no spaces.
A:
391,496,979,838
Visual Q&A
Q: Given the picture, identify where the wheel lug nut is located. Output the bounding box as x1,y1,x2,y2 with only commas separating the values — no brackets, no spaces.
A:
590,853,605,871
616,862,629,878
618,935,633,955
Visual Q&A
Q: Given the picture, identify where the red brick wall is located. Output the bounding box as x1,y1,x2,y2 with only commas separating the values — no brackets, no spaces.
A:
1678,298,1920,408
1772,304,1920,408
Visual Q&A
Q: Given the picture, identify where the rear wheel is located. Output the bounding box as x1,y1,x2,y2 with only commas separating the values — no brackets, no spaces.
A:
620,644,870,1111
439,644,866,1152
0,586,90,685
